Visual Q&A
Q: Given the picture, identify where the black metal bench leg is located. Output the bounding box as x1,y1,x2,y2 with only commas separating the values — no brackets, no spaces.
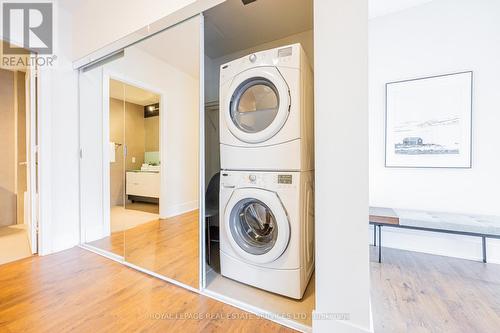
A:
378,225,382,263
482,236,487,263
373,226,377,247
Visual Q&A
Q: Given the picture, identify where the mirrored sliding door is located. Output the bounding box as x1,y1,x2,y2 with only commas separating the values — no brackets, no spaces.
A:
79,14,202,289
120,16,201,288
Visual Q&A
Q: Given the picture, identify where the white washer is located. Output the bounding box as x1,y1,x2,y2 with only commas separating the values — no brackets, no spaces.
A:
219,170,314,299
219,43,314,171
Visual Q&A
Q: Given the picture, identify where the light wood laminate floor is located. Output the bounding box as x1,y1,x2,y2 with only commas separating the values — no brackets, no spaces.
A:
87,210,199,288
3,236,500,332
370,246,500,333
109,205,159,233
0,247,293,333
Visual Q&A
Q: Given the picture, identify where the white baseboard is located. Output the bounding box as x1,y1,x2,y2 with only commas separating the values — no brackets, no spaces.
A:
49,232,79,254
162,200,198,218
369,226,500,264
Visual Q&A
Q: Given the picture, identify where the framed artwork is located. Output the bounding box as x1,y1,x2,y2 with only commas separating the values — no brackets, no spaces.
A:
385,71,473,168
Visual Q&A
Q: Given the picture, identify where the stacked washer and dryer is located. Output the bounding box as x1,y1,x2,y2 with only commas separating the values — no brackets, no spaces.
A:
218,43,314,299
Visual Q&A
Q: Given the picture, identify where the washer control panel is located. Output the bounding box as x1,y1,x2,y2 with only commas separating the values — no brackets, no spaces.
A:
222,171,297,189
277,174,293,184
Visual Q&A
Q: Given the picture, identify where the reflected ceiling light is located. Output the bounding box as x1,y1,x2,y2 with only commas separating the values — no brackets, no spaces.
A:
144,103,160,118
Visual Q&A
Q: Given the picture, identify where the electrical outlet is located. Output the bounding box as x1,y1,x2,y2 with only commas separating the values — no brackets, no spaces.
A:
132,157,136,163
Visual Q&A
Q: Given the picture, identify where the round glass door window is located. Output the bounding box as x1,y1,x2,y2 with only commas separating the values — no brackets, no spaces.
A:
230,77,280,133
229,198,278,255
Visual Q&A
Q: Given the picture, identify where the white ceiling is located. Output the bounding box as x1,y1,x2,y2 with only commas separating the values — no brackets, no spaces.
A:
109,79,160,106
204,0,313,59
369,0,436,19
134,16,200,78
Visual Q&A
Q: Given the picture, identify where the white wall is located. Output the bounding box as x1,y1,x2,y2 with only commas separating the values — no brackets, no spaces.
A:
37,2,80,254
314,1,371,332
369,0,500,261
368,0,435,19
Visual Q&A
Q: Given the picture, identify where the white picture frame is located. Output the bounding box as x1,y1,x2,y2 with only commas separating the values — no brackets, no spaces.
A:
385,71,473,168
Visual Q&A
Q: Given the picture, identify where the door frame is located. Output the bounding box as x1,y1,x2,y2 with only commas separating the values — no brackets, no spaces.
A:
102,70,166,236
26,66,39,254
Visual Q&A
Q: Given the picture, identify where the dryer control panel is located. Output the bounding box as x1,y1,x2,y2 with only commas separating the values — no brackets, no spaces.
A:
219,43,303,86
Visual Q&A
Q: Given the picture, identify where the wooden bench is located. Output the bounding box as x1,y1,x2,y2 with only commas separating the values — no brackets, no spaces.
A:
369,207,500,263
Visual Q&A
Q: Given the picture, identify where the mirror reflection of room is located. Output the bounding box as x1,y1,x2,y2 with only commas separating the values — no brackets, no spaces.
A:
110,79,160,223
80,15,201,289
87,80,161,257
0,44,37,265
120,19,200,288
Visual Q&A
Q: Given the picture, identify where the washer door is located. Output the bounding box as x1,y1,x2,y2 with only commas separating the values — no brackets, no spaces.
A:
225,188,290,264
225,67,290,144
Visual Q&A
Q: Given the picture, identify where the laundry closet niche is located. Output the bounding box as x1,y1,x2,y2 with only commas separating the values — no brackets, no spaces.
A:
202,0,315,330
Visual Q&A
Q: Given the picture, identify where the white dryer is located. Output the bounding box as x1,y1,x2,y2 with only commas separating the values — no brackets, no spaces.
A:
219,43,314,171
219,170,314,299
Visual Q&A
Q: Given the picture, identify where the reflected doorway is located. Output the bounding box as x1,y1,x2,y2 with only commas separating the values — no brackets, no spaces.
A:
110,79,161,230
0,42,38,264
88,79,161,257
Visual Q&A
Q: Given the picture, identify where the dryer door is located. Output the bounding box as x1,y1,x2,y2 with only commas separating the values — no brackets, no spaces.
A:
225,67,290,144
224,188,290,264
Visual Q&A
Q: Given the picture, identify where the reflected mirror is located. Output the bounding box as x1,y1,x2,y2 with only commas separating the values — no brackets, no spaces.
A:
80,15,201,288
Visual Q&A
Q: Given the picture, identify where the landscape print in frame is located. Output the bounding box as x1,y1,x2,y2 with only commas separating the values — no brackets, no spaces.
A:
385,71,473,168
